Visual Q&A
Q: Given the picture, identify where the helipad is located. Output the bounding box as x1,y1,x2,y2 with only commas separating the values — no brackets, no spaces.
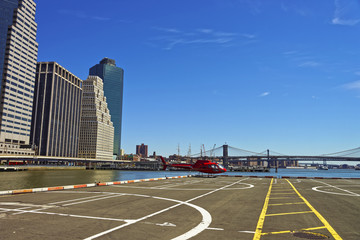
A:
0,176,359,239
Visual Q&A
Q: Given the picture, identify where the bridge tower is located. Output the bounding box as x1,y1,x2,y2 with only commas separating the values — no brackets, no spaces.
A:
223,144,229,169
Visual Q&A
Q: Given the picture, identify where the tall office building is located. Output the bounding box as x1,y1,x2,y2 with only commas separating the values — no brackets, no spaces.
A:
89,58,124,158
0,0,38,154
30,62,82,157
79,76,114,160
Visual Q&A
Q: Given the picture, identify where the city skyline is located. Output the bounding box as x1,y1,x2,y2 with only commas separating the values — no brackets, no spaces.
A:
34,0,360,157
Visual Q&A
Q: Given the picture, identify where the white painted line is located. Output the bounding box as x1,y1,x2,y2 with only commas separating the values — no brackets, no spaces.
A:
181,179,248,203
312,180,360,197
0,204,47,214
49,194,113,205
62,194,123,207
12,194,121,215
133,180,202,190
206,227,224,231
312,186,360,197
169,179,249,240
238,230,256,234
0,207,128,222
111,182,254,191
142,221,177,227
0,202,56,216
47,191,102,194
156,222,176,227
84,178,248,240
0,202,53,208
155,183,186,189
82,197,211,240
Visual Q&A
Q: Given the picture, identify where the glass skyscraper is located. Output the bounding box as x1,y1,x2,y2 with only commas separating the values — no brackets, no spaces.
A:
89,58,124,158
0,0,38,154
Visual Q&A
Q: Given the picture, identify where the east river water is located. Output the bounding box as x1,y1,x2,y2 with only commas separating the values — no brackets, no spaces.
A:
1,168,360,191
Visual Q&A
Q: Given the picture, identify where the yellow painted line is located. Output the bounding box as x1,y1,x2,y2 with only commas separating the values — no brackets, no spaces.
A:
261,226,327,235
269,197,291,199
253,178,273,240
300,226,327,231
268,202,305,206
285,179,343,240
266,210,313,217
271,188,294,193
271,192,296,195
262,230,292,235
253,178,274,240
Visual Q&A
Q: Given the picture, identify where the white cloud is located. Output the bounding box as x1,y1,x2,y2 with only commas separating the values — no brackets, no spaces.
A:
198,29,213,34
298,61,321,67
240,33,256,39
162,37,235,50
215,32,239,37
332,0,360,26
332,17,360,26
163,39,184,50
58,9,86,18
58,9,111,21
259,92,270,97
92,16,111,21
280,2,309,17
151,27,253,50
343,80,360,90
282,50,298,55
153,27,182,33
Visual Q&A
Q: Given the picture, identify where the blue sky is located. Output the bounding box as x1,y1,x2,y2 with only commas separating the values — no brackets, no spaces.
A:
35,0,360,157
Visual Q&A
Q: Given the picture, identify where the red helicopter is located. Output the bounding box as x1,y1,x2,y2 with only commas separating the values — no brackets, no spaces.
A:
160,156,227,174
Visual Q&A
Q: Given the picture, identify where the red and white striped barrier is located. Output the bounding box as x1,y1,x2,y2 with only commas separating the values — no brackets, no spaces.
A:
0,175,191,196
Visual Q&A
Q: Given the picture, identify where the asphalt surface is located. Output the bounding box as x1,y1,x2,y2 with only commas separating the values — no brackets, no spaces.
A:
0,176,359,240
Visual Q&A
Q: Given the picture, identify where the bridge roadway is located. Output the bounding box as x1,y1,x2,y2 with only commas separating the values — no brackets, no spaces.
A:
224,155,360,162
0,176,359,239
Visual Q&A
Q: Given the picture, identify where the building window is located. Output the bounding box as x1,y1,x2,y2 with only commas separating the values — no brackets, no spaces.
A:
41,64,47,72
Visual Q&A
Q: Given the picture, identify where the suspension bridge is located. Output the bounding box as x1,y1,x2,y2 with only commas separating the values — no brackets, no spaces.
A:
1,145,360,170
189,145,360,168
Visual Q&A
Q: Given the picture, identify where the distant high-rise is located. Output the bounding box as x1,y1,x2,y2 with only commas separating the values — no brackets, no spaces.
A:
30,62,82,157
136,143,148,158
89,58,124,158
79,76,114,160
0,0,38,154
